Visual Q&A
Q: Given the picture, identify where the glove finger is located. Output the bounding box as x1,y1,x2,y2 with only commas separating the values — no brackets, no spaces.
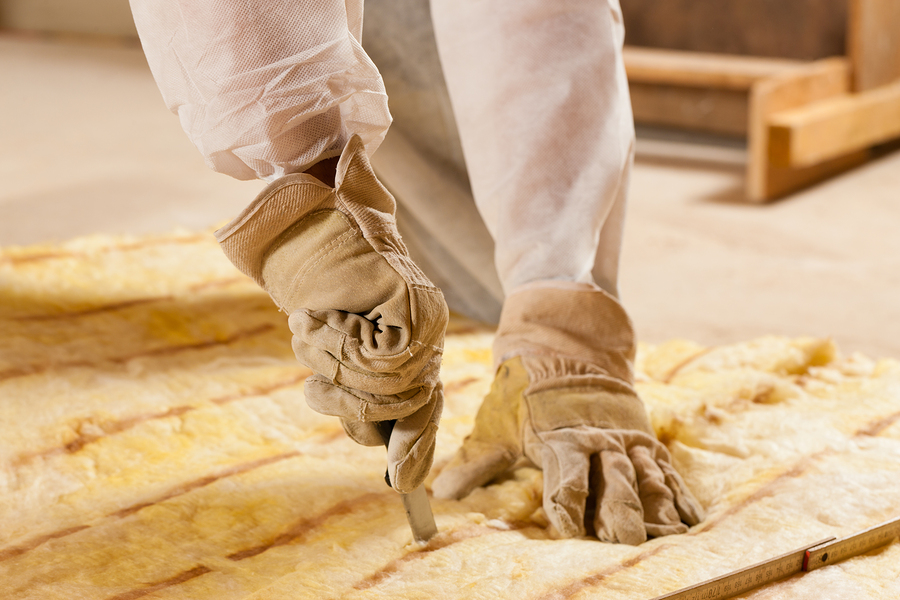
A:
540,441,591,538
432,437,518,501
290,314,342,382
340,419,384,447
304,374,432,422
658,460,705,527
594,449,647,545
295,304,410,358
386,388,443,493
618,431,704,528
629,446,687,538
291,309,437,395
289,310,441,395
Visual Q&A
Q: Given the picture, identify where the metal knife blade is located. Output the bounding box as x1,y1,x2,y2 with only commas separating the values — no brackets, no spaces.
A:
399,484,439,543
374,420,439,544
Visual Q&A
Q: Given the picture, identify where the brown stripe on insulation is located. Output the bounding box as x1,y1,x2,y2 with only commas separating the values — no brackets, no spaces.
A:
855,410,900,437
0,234,210,266
110,451,304,518
688,452,828,535
9,277,248,322
353,522,542,590
104,565,214,600
12,295,175,321
662,347,716,383
12,372,310,467
228,492,387,561
99,492,391,599
0,451,303,562
0,323,276,382
535,543,671,600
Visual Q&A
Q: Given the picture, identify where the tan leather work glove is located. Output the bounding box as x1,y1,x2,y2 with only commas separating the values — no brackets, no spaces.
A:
433,282,703,542
215,135,449,493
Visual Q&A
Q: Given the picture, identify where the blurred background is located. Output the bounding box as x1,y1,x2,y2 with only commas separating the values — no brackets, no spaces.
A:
1,0,898,357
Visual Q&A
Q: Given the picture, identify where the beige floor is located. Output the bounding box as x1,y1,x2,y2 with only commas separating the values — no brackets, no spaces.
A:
2,33,898,359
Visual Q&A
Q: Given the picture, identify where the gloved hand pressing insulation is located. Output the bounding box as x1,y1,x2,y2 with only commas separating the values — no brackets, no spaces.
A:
433,282,703,542
215,135,449,493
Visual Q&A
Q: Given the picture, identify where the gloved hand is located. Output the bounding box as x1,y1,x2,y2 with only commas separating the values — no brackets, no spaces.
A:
433,282,703,542
215,135,449,493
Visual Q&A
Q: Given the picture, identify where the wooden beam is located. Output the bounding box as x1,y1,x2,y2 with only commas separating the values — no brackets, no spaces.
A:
624,47,807,136
630,83,749,136
848,0,900,92
768,79,900,167
619,0,848,61
623,46,806,91
746,57,865,202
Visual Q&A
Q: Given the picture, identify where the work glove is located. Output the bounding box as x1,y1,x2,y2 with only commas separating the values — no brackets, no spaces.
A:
215,135,449,493
433,282,703,542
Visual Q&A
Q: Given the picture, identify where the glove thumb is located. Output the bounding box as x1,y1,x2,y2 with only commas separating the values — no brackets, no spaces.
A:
338,387,443,494
385,391,443,493
432,436,518,500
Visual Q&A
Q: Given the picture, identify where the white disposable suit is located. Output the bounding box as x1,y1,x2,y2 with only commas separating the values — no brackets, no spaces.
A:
128,0,705,542
128,0,634,322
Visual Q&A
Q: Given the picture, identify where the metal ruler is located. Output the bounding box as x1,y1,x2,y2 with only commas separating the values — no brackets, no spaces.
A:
651,515,900,600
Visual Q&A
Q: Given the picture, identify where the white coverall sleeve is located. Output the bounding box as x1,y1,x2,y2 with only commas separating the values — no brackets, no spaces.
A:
129,0,392,182
430,0,635,298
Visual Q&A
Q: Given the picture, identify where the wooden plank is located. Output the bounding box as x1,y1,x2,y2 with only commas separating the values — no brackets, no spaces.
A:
762,151,869,200
630,83,749,136
635,137,747,166
768,79,900,167
746,57,861,202
620,0,848,61
624,47,806,91
0,0,140,38
848,0,900,92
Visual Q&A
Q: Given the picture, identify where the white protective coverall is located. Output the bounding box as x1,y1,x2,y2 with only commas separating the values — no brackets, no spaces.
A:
128,0,631,319
130,0,703,542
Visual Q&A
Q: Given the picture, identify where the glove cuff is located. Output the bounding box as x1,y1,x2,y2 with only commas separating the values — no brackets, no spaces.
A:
214,135,400,310
493,281,637,386
525,374,653,435
215,173,333,290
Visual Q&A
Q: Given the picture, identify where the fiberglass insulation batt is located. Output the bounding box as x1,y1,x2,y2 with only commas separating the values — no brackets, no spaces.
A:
1,232,899,599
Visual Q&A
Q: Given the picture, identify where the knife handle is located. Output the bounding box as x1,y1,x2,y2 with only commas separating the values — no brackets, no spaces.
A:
373,420,396,488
